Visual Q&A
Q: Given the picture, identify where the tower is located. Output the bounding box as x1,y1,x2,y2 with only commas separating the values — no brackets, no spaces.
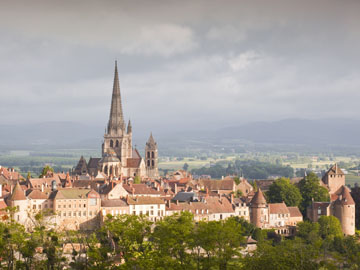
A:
332,186,355,235
322,163,345,195
250,188,268,228
145,133,159,178
100,61,132,177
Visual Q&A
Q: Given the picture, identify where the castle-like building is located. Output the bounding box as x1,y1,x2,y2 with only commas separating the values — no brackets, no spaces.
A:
74,62,159,179
307,164,355,235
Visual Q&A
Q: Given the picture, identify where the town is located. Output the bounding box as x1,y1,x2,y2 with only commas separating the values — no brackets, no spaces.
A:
0,63,359,268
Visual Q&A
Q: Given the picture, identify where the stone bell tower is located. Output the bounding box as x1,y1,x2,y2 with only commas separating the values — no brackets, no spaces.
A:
100,61,132,176
145,133,159,178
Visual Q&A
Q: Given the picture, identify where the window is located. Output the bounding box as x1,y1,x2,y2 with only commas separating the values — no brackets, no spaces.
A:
147,160,150,166
151,151,154,158
150,210,154,215
147,152,150,158
89,198,97,206
318,208,322,215
152,160,155,167
38,205,41,209
79,211,81,217
89,211,92,216
116,140,119,147
58,205,61,208
69,204,71,208
58,212,61,216
83,211,86,216
110,140,114,147
33,205,36,209
79,204,82,208
63,212,66,217
84,204,86,207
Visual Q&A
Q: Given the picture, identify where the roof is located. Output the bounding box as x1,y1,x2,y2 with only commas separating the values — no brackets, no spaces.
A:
74,156,88,175
123,184,163,196
0,199,8,215
127,196,164,205
268,203,289,215
27,189,48,200
167,196,234,214
88,158,101,169
254,180,275,191
126,158,141,168
287,207,302,218
29,177,61,189
250,189,267,205
199,179,234,191
335,186,355,205
55,189,99,200
325,163,344,176
172,192,196,202
9,182,27,201
132,148,141,159
101,198,128,207
146,133,157,147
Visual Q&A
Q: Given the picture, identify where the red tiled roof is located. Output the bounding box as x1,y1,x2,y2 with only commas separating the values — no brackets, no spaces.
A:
250,189,267,205
269,203,289,214
127,196,164,205
199,179,234,191
27,190,49,200
287,207,302,217
123,184,163,195
9,182,26,201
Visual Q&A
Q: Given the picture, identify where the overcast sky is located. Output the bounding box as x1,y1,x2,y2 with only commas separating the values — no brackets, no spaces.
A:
0,0,359,134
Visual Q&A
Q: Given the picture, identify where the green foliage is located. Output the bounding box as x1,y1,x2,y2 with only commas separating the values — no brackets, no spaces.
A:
233,176,240,185
318,216,343,239
298,172,330,213
39,165,54,178
266,177,302,206
192,160,294,179
134,175,141,184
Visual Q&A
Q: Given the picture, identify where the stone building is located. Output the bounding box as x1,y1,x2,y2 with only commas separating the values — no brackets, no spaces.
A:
74,62,157,179
249,188,303,234
307,164,355,235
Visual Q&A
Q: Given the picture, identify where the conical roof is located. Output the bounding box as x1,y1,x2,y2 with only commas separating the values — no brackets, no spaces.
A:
146,133,156,147
107,61,125,134
250,188,267,205
9,182,26,201
336,186,355,205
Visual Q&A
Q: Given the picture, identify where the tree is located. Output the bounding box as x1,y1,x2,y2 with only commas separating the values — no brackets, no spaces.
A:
183,163,189,171
193,218,245,270
39,165,54,178
134,175,141,184
233,176,240,185
152,212,195,269
318,216,343,240
297,221,321,244
266,178,302,206
101,214,154,269
298,172,329,214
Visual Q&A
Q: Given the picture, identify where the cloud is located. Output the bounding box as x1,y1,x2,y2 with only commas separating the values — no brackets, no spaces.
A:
228,51,262,71
120,24,197,56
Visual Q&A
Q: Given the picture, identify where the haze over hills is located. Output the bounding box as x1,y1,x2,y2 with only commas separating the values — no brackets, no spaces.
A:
1,118,360,155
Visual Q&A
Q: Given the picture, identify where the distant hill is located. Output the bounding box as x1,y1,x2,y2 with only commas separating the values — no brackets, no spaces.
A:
1,119,360,154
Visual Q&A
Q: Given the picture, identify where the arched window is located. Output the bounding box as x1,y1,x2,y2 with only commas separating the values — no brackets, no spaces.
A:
147,152,150,158
104,166,108,175
152,160,155,167
147,160,150,167
110,140,114,147
109,166,113,175
116,140,119,147
151,151,155,158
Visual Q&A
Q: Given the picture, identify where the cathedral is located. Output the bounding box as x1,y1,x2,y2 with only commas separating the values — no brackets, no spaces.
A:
74,62,159,179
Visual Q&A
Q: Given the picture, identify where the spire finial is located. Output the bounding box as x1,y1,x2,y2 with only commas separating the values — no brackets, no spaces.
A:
107,61,125,134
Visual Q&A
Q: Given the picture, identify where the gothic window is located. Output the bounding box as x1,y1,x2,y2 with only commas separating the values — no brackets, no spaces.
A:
110,140,114,147
147,160,150,167
152,151,155,158
116,140,119,147
152,160,155,167
147,152,150,158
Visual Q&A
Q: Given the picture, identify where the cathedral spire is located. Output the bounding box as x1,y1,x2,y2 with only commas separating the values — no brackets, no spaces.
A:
107,61,125,134
127,119,132,134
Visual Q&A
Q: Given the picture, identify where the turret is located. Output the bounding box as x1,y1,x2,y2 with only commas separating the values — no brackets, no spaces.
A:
333,186,355,235
127,119,132,134
145,133,159,178
250,188,268,228
322,163,345,195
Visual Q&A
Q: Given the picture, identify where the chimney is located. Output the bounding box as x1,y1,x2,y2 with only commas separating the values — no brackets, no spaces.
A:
41,183,44,193
231,193,234,204
174,183,178,194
